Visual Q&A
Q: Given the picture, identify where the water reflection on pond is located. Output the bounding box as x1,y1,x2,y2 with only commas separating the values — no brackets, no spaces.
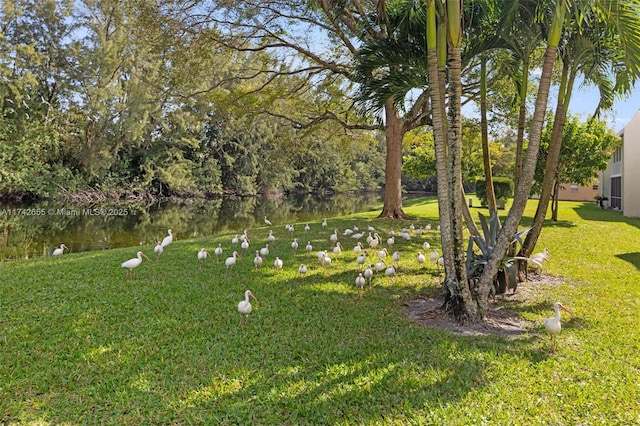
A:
0,193,388,260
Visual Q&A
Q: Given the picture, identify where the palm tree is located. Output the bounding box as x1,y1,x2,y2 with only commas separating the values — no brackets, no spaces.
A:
469,0,569,312
522,0,640,257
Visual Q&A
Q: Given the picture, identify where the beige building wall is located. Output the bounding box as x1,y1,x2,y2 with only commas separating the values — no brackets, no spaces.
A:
557,184,598,202
623,110,640,217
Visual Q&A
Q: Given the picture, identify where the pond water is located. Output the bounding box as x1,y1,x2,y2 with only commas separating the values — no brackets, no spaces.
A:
0,192,389,260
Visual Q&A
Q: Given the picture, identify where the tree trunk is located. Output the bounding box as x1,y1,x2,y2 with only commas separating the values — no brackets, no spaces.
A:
378,98,408,219
551,178,559,221
514,54,530,192
480,53,497,213
523,63,575,256
476,43,561,314
426,1,476,321
442,0,474,322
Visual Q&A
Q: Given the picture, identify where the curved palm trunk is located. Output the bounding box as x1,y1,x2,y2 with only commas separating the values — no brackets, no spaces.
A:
480,53,497,213
523,63,576,256
476,44,561,311
379,98,408,219
475,1,568,312
514,54,530,191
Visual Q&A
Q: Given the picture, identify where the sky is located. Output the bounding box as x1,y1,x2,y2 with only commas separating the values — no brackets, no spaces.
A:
567,83,640,133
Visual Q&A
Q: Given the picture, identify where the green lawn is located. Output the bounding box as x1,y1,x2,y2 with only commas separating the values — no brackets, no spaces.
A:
1,197,639,425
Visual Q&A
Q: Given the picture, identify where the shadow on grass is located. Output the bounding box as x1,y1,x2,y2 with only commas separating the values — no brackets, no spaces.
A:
573,202,640,230
615,252,640,271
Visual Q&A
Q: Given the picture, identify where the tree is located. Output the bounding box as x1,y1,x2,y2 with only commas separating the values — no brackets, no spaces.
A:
522,0,640,257
534,114,619,220
204,0,439,218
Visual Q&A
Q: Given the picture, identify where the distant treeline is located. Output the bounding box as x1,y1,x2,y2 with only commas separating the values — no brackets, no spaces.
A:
0,1,396,201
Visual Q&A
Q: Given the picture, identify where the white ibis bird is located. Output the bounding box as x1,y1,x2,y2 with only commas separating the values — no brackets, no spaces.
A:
368,233,381,249
304,224,310,233
356,250,367,269
422,241,431,251
425,223,432,231
387,236,395,247
298,264,307,278
231,234,240,245
52,243,68,257
213,244,222,263
121,251,150,278
374,259,385,272
197,248,208,269
267,230,276,243
415,226,423,236
385,264,397,278
253,250,263,270
214,244,223,262
353,242,363,254
238,290,258,327
225,251,239,272
416,251,426,266
264,216,272,226
329,229,339,245
529,248,551,275
332,242,343,257
355,273,366,298
367,225,376,232
305,241,313,253
544,302,573,353
260,244,270,258
352,231,365,240
241,239,250,253
154,242,163,260
378,248,388,260
161,229,173,248
319,251,332,269
322,218,328,228
363,265,374,286
273,256,283,271
429,249,440,264
291,238,299,252
392,251,401,263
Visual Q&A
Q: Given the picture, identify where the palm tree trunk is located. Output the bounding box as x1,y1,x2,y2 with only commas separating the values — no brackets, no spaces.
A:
514,53,530,192
426,0,473,319
523,63,576,256
551,178,560,221
476,1,568,312
480,53,497,213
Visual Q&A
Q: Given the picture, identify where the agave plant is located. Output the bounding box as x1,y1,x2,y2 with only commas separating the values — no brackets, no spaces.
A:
465,212,531,295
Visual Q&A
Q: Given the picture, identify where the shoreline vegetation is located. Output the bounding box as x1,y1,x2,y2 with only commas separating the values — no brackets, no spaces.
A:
0,186,406,206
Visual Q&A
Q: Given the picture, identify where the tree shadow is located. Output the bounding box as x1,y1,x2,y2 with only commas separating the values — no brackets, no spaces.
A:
573,202,640,230
615,252,640,271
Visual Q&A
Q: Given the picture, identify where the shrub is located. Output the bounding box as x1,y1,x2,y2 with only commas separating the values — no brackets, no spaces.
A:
475,177,514,207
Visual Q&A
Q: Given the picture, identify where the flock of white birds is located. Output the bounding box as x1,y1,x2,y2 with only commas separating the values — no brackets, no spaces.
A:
112,217,445,326
53,215,571,346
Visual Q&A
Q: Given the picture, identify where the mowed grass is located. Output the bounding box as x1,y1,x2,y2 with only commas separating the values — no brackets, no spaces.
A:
1,197,639,425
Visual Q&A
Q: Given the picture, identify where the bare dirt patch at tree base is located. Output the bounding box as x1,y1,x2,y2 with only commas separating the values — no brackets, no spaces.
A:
405,273,565,338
